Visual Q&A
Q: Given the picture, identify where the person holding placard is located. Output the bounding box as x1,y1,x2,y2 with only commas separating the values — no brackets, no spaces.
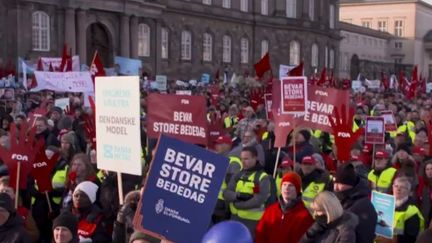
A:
368,150,397,194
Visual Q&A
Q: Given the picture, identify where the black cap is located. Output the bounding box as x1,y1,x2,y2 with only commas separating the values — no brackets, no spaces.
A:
335,163,358,187
53,212,78,240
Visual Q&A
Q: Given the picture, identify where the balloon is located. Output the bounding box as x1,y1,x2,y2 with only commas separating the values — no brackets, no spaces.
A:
201,221,253,243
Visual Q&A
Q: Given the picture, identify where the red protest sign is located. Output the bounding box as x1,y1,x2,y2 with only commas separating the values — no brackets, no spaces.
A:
380,110,397,132
365,116,385,144
147,94,208,145
264,93,273,120
280,77,307,114
272,110,295,148
295,86,350,134
31,148,60,192
0,122,44,190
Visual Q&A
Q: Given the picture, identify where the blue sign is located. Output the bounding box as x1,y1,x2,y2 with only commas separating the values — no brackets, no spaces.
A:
114,56,142,75
201,73,210,84
139,135,229,243
371,191,395,239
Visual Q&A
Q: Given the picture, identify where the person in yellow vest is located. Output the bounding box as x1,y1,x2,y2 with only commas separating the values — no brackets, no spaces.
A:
213,135,242,224
224,104,239,129
275,159,294,197
299,156,333,212
388,176,424,242
223,146,271,237
368,150,397,194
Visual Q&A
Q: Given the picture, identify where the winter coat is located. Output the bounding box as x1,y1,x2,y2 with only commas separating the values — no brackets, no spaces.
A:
417,176,432,226
395,198,422,243
416,225,432,243
256,197,314,243
337,178,377,243
300,212,359,243
300,169,333,192
0,213,32,243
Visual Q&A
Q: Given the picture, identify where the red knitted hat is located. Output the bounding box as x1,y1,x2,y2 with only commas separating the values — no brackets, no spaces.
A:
281,172,302,194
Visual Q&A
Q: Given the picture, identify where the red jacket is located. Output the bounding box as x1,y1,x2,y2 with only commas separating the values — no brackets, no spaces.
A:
255,200,314,243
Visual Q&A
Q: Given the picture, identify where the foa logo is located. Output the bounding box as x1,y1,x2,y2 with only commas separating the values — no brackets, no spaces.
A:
278,122,291,127
12,154,28,161
315,90,328,96
337,132,351,138
33,162,47,168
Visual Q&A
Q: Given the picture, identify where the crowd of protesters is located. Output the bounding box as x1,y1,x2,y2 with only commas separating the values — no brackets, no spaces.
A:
0,72,432,243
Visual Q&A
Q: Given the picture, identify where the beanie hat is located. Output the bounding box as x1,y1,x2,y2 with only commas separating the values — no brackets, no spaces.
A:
53,212,78,239
335,163,358,187
74,181,99,204
0,193,14,213
298,130,311,142
281,172,302,195
51,106,63,115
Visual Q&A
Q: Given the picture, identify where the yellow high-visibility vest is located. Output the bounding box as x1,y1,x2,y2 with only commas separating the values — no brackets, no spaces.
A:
218,156,242,200
394,205,425,236
368,167,397,193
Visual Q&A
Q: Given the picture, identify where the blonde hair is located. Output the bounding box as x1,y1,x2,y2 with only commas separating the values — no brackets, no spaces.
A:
313,191,344,223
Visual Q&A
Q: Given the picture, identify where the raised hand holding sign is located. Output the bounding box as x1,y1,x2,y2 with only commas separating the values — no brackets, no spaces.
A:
0,122,44,207
31,146,59,193
327,104,364,162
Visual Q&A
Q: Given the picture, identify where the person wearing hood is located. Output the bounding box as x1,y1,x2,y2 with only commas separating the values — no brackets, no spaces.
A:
223,146,270,237
256,172,314,243
387,176,424,243
299,156,333,212
368,150,397,194
52,212,78,243
334,163,377,243
300,191,359,243
0,192,32,242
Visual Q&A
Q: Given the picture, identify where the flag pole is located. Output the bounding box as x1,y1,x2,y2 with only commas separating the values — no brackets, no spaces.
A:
15,162,21,209
45,191,53,213
117,171,124,205
272,147,281,178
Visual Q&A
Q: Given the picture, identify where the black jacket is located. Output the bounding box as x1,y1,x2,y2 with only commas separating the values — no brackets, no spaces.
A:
396,198,422,243
337,178,377,243
0,213,32,243
300,169,333,192
300,212,359,243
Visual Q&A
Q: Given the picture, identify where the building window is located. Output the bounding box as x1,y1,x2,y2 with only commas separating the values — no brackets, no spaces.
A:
329,49,335,69
394,20,404,37
329,5,335,29
32,11,50,51
311,43,319,68
222,0,231,9
203,33,213,62
325,46,328,68
223,35,232,63
261,0,268,15
138,24,150,57
289,40,300,65
202,0,211,5
261,40,269,57
309,0,315,21
361,19,372,28
286,0,296,18
240,38,249,64
395,58,403,64
378,20,387,32
240,0,248,12
181,30,192,61
161,28,169,59
395,42,403,49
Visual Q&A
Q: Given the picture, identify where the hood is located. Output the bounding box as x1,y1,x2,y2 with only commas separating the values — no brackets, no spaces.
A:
337,178,370,207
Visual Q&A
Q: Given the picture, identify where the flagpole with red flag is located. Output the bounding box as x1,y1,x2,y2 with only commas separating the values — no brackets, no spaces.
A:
254,52,271,79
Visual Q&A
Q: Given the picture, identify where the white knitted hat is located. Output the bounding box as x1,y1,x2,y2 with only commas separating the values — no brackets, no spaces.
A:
74,181,98,204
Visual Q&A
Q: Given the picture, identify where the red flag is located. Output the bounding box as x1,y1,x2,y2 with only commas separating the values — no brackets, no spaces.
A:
5,60,15,76
90,50,106,82
0,64,4,78
254,52,271,79
317,67,327,86
287,62,304,77
329,70,335,87
412,65,418,83
36,58,43,71
215,69,220,80
48,62,54,72
381,71,389,90
59,44,68,71
66,54,73,72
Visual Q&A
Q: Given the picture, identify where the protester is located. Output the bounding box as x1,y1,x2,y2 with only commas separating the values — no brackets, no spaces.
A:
255,172,314,243
223,146,270,237
52,212,78,243
229,128,265,166
334,163,377,243
300,191,358,243
418,160,432,225
288,130,315,163
0,192,32,242
368,150,397,194
113,190,141,243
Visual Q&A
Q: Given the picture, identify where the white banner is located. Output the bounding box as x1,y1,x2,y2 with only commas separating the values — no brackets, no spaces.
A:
279,64,295,80
33,71,94,93
95,76,141,175
176,90,192,96
41,56,80,71
365,79,381,89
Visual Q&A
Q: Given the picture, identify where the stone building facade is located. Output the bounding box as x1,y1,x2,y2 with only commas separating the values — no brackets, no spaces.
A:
0,0,340,80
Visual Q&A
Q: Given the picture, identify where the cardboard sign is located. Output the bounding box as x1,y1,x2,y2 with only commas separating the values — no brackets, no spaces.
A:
41,56,80,71
264,93,273,120
366,79,381,89
54,98,70,111
280,77,307,114
201,73,210,84
365,116,385,144
273,111,295,148
33,71,94,93
155,75,168,92
176,90,192,96
147,94,208,145
134,135,229,243
380,110,397,132
95,76,142,175
351,80,363,91
295,86,350,133
371,191,395,239
114,56,142,75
